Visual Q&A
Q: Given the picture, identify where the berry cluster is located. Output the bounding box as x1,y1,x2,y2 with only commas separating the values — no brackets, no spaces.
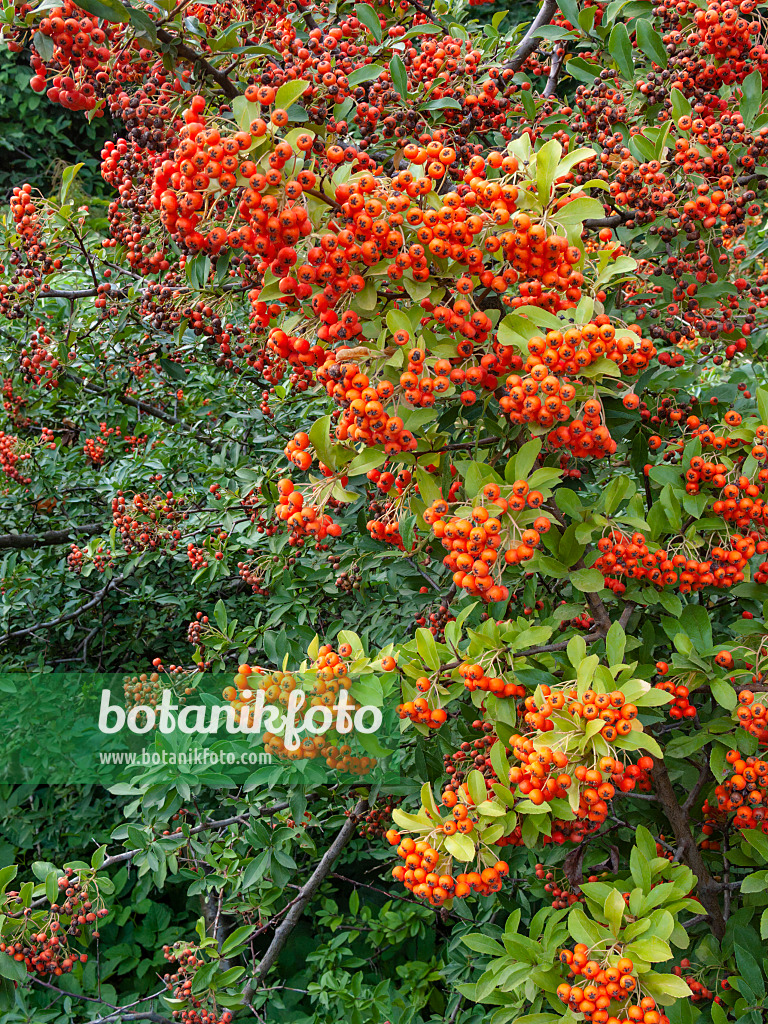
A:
386,829,510,906
425,481,553,602
162,942,234,1024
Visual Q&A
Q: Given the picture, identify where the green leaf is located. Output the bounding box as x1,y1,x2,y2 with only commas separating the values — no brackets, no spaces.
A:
158,358,187,383
630,846,652,890
462,933,506,956
555,196,606,227
0,866,17,894
641,973,692,1005
604,888,625,937
386,308,413,338
214,250,231,286
605,622,626,667
656,591,682,617
0,954,26,983
213,599,227,633
59,163,84,205
514,439,542,481
355,3,382,42
445,833,476,862
739,870,768,894
566,56,601,83
568,906,604,946
416,627,440,672
757,386,768,425
308,415,335,469
191,961,218,994
532,554,570,579
557,0,581,29
274,79,310,110
636,19,667,67
535,139,562,201
220,925,256,956
422,97,462,112
735,944,765,998
601,474,631,515
347,64,384,87
609,22,634,79
743,828,768,862
45,870,59,904
74,0,129,20
670,87,691,119
467,770,488,808
628,936,673,962
416,467,442,507
347,449,386,476
679,604,712,652
128,6,156,41
740,69,763,128
390,55,408,99
710,676,736,711
32,29,54,61
570,568,605,593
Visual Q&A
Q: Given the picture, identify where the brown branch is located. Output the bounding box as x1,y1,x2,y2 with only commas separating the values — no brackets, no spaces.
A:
583,211,639,230
650,757,725,939
155,28,240,99
682,761,712,815
0,524,102,550
242,797,369,1004
543,46,565,98
304,187,341,211
0,574,124,644
504,0,559,71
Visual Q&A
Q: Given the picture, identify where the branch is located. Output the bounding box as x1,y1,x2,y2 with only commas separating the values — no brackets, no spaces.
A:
521,631,603,657
303,187,341,211
650,758,725,939
543,46,565,98
0,524,102,550
101,811,280,868
242,797,369,1004
155,28,240,99
0,574,124,644
583,210,639,230
504,0,559,71
682,761,712,814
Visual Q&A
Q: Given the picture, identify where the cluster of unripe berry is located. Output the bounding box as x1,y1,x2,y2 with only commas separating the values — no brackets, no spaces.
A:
123,670,194,721
354,794,403,839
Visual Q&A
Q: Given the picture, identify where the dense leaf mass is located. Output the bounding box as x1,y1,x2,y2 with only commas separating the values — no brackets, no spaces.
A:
1,0,768,1021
